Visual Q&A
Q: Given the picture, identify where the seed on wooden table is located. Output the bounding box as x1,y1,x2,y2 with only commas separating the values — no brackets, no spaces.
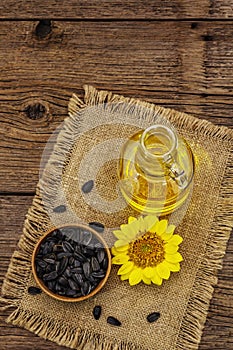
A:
28,286,42,295
89,222,105,233
93,305,102,320
107,316,121,326
81,180,94,193
147,312,160,323
53,205,67,213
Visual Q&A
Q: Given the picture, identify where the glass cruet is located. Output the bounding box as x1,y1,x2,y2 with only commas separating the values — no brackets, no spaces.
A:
118,124,195,216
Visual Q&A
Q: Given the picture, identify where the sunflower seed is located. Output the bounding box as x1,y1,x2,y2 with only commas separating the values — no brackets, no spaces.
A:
28,286,42,295
53,205,66,213
89,222,104,233
62,241,74,253
68,279,79,290
81,281,91,296
73,273,84,285
97,249,105,264
92,271,105,279
147,312,160,323
57,257,68,275
83,261,91,279
43,271,58,281
91,257,100,272
81,180,94,193
93,305,102,320
107,316,121,326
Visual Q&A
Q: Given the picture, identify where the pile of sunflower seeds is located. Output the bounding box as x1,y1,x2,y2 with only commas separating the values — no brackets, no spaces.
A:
35,226,108,298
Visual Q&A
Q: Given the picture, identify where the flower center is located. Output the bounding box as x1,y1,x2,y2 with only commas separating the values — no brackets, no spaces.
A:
128,232,165,268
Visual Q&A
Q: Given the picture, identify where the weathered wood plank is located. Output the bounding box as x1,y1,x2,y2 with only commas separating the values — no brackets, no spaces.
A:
0,1,233,19
0,196,232,349
0,21,233,192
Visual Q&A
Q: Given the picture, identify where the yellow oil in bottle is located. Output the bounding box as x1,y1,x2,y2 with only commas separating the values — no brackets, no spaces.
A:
118,125,194,216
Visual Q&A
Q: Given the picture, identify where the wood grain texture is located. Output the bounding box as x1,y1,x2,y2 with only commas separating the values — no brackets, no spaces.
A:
0,196,232,349
0,21,232,192
0,1,233,19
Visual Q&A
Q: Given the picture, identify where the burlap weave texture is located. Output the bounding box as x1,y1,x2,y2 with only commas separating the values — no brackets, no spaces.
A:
1,86,233,350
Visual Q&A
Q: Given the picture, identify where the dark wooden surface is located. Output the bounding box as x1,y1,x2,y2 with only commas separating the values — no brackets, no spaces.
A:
0,1,232,349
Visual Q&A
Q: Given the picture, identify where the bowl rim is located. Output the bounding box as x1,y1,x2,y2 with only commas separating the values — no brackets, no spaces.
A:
31,223,111,302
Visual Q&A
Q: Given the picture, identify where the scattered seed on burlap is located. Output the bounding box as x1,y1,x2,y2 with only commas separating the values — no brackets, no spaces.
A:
81,180,94,193
53,205,67,213
107,316,121,326
28,286,42,295
93,305,102,320
147,312,160,323
89,222,105,233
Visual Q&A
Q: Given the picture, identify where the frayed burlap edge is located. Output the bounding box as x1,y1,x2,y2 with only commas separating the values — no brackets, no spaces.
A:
1,85,233,350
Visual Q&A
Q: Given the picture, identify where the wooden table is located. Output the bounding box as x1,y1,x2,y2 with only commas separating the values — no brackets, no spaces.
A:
0,2,232,349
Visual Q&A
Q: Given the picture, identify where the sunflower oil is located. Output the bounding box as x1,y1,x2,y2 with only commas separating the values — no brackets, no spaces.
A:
118,125,194,215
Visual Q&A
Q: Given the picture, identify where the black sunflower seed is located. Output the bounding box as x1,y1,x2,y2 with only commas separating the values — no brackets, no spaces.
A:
43,258,55,264
28,286,42,295
68,279,79,290
92,270,105,279
62,241,74,253
93,305,102,320
81,231,93,246
81,180,94,193
107,316,121,326
73,273,84,285
97,249,105,264
53,205,66,213
57,257,68,275
91,257,100,272
81,281,91,296
89,222,104,233
83,261,91,279
43,271,58,281
147,312,160,323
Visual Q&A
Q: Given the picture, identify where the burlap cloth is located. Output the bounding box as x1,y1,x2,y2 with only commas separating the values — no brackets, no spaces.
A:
1,86,233,350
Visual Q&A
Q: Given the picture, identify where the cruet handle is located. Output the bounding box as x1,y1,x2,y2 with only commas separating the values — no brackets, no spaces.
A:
164,154,188,188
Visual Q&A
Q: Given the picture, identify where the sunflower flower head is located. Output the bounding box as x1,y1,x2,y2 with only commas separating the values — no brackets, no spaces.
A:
111,215,183,286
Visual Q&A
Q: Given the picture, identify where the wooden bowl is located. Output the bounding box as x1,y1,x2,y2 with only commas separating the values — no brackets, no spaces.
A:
32,224,111,302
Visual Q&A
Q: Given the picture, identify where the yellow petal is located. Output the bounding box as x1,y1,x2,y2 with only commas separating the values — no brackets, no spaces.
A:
151,272,162,286
138,216,147,232
128,216,137,224
112,253,129,265
156,261,170,280
121,223,138,241
168,234,183,245
111,246,118,256
117,261,134,275
155,220,168,236
164,243,178,254
113,230,128,240
114,239,129,248
143,215,158,231
114,244,129,252
143,266,156,279
121,272,131,281
142,275,151,285
164,261,181,272
165,252,183,263
129,268,143,286
161,226,175,241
